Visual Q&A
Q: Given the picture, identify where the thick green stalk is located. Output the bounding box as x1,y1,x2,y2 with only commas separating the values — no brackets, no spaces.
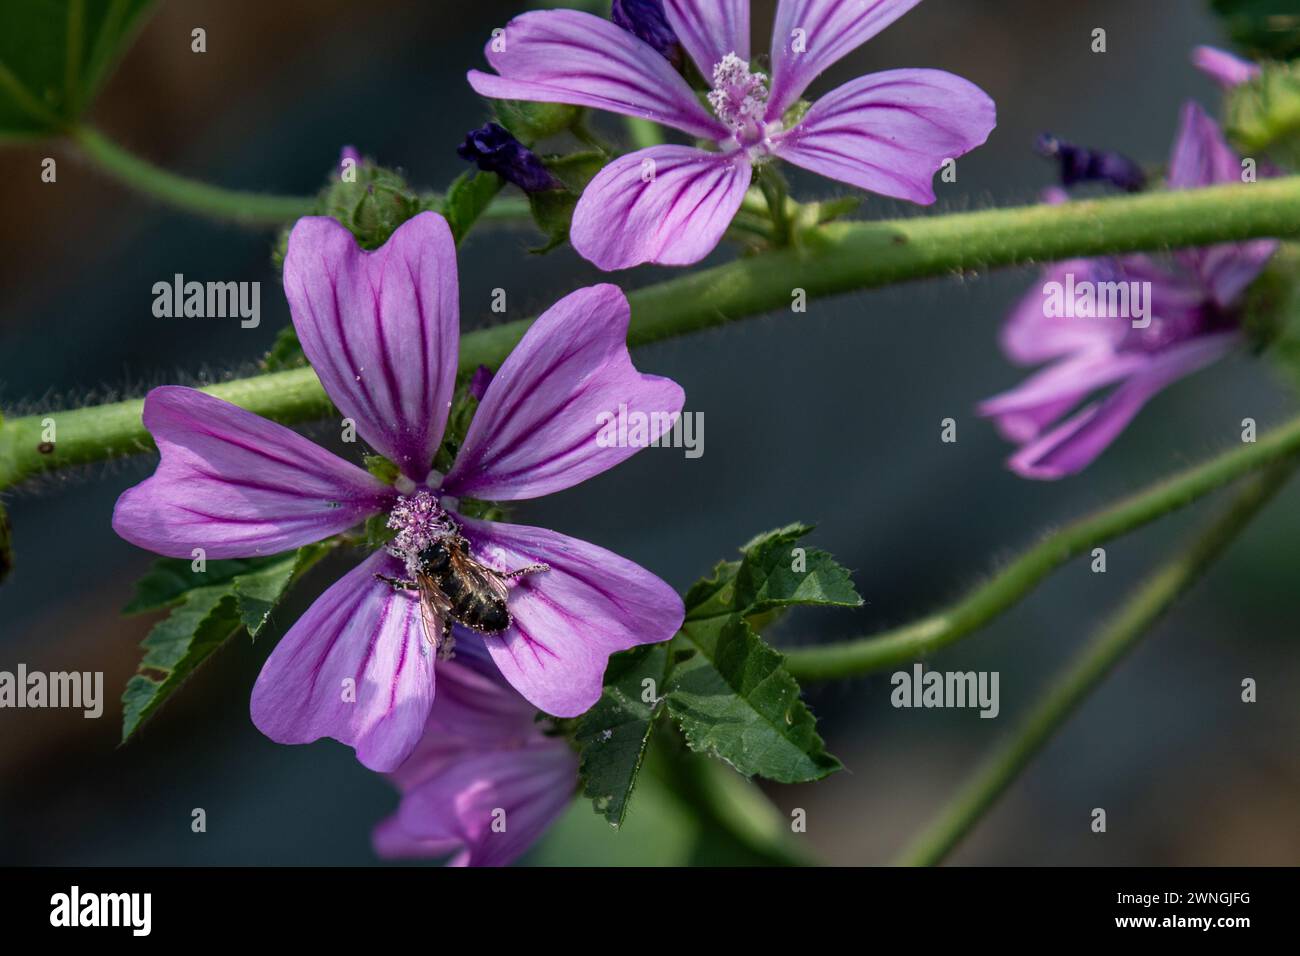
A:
783,414,1300,681
894,461,1295,866
69,125,315,225
5,176,1300,491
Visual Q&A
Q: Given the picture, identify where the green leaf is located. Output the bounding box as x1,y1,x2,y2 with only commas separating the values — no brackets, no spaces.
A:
122,555,286,615
0,0,157,140
576,523,854,814
120,585,241,742
120,545,328,741
662,523,856,782
731,523,863,616
232,543,332,639
575,644,672,829
665,616,842,783
1211,0,1300,62
684,523,863,621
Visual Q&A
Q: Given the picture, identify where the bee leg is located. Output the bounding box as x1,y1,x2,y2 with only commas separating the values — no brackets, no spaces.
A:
373,573,419,592
496,562,550,581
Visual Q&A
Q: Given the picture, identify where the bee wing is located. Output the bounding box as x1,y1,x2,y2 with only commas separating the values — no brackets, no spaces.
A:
448,551,511,604
415,573,452,648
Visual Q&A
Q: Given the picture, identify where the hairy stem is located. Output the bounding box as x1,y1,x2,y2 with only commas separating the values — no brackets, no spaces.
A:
5,176,1300,490
894,461,1295,866
69,125,315,225
783,415,1300,681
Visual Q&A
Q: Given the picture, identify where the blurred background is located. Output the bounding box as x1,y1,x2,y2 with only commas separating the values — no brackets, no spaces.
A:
1,0,1297,866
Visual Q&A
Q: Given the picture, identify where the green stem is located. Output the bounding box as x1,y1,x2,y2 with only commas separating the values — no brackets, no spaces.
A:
624,116,666,150
757,165,792,244
6,176,1300,491
652,729,810,866
69,125,315,225
783,417,1300,681
894,460,1295,866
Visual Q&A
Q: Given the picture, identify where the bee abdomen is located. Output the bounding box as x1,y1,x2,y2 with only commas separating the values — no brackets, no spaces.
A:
454,591,511,634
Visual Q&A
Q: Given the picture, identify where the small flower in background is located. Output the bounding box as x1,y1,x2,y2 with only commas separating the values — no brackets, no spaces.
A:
373,640,577,867
113,211,685,771
979,101,1278,480
1192,44,1261,89
467,364,495,402
1034,133,1146,193
457,122,561,193
467,0,996,270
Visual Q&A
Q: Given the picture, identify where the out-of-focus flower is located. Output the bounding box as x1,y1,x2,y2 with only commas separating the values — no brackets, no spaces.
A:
979,102,1278,479
1192,45,1261,90
373,641,577,867
1035,133,1146,192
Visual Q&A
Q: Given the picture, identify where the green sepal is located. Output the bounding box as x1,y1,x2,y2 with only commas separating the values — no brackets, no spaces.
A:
1227,60,1300,168
494,100,582,143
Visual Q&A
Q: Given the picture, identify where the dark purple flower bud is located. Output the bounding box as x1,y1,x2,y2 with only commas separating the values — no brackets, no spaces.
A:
468,364,494,401
611,0,683,68
1036,134,1147,193
457,123,559,193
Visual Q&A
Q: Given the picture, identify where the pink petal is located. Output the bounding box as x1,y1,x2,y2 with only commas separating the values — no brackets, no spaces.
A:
249,551,435,772
441,284,684,501
1006,333,1239,479
1167,100,1242,191
384,742,577,867
459,518,684,718
283,212,459,483
998,260,1131,366
768,0,923,116
978,349,1149,444
387,648,541,795
371,814,462,862
1192,45,1260,89
466,10,725,140
569,145,752,270
774,68,995,204
663,0,749,78
1166,101,1277,306
112,386,392,559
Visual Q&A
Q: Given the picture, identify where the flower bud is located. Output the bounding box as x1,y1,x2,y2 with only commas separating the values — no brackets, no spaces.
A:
458,123,560,193
1227,61,1300,169
1036,134,1146,192
611,0,683,68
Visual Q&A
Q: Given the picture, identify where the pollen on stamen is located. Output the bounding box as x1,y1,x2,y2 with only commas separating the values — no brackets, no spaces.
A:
386,489,456,576
708,52,769,134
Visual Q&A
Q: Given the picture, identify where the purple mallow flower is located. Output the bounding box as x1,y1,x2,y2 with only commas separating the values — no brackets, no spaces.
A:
1193,45,1261,90
372,640,576,867
457,122,560,193
978,102,1278,480
113,211,685,771
467,0,996,270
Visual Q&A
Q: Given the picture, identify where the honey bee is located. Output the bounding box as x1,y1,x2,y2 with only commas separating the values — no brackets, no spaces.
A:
377,532,548,653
